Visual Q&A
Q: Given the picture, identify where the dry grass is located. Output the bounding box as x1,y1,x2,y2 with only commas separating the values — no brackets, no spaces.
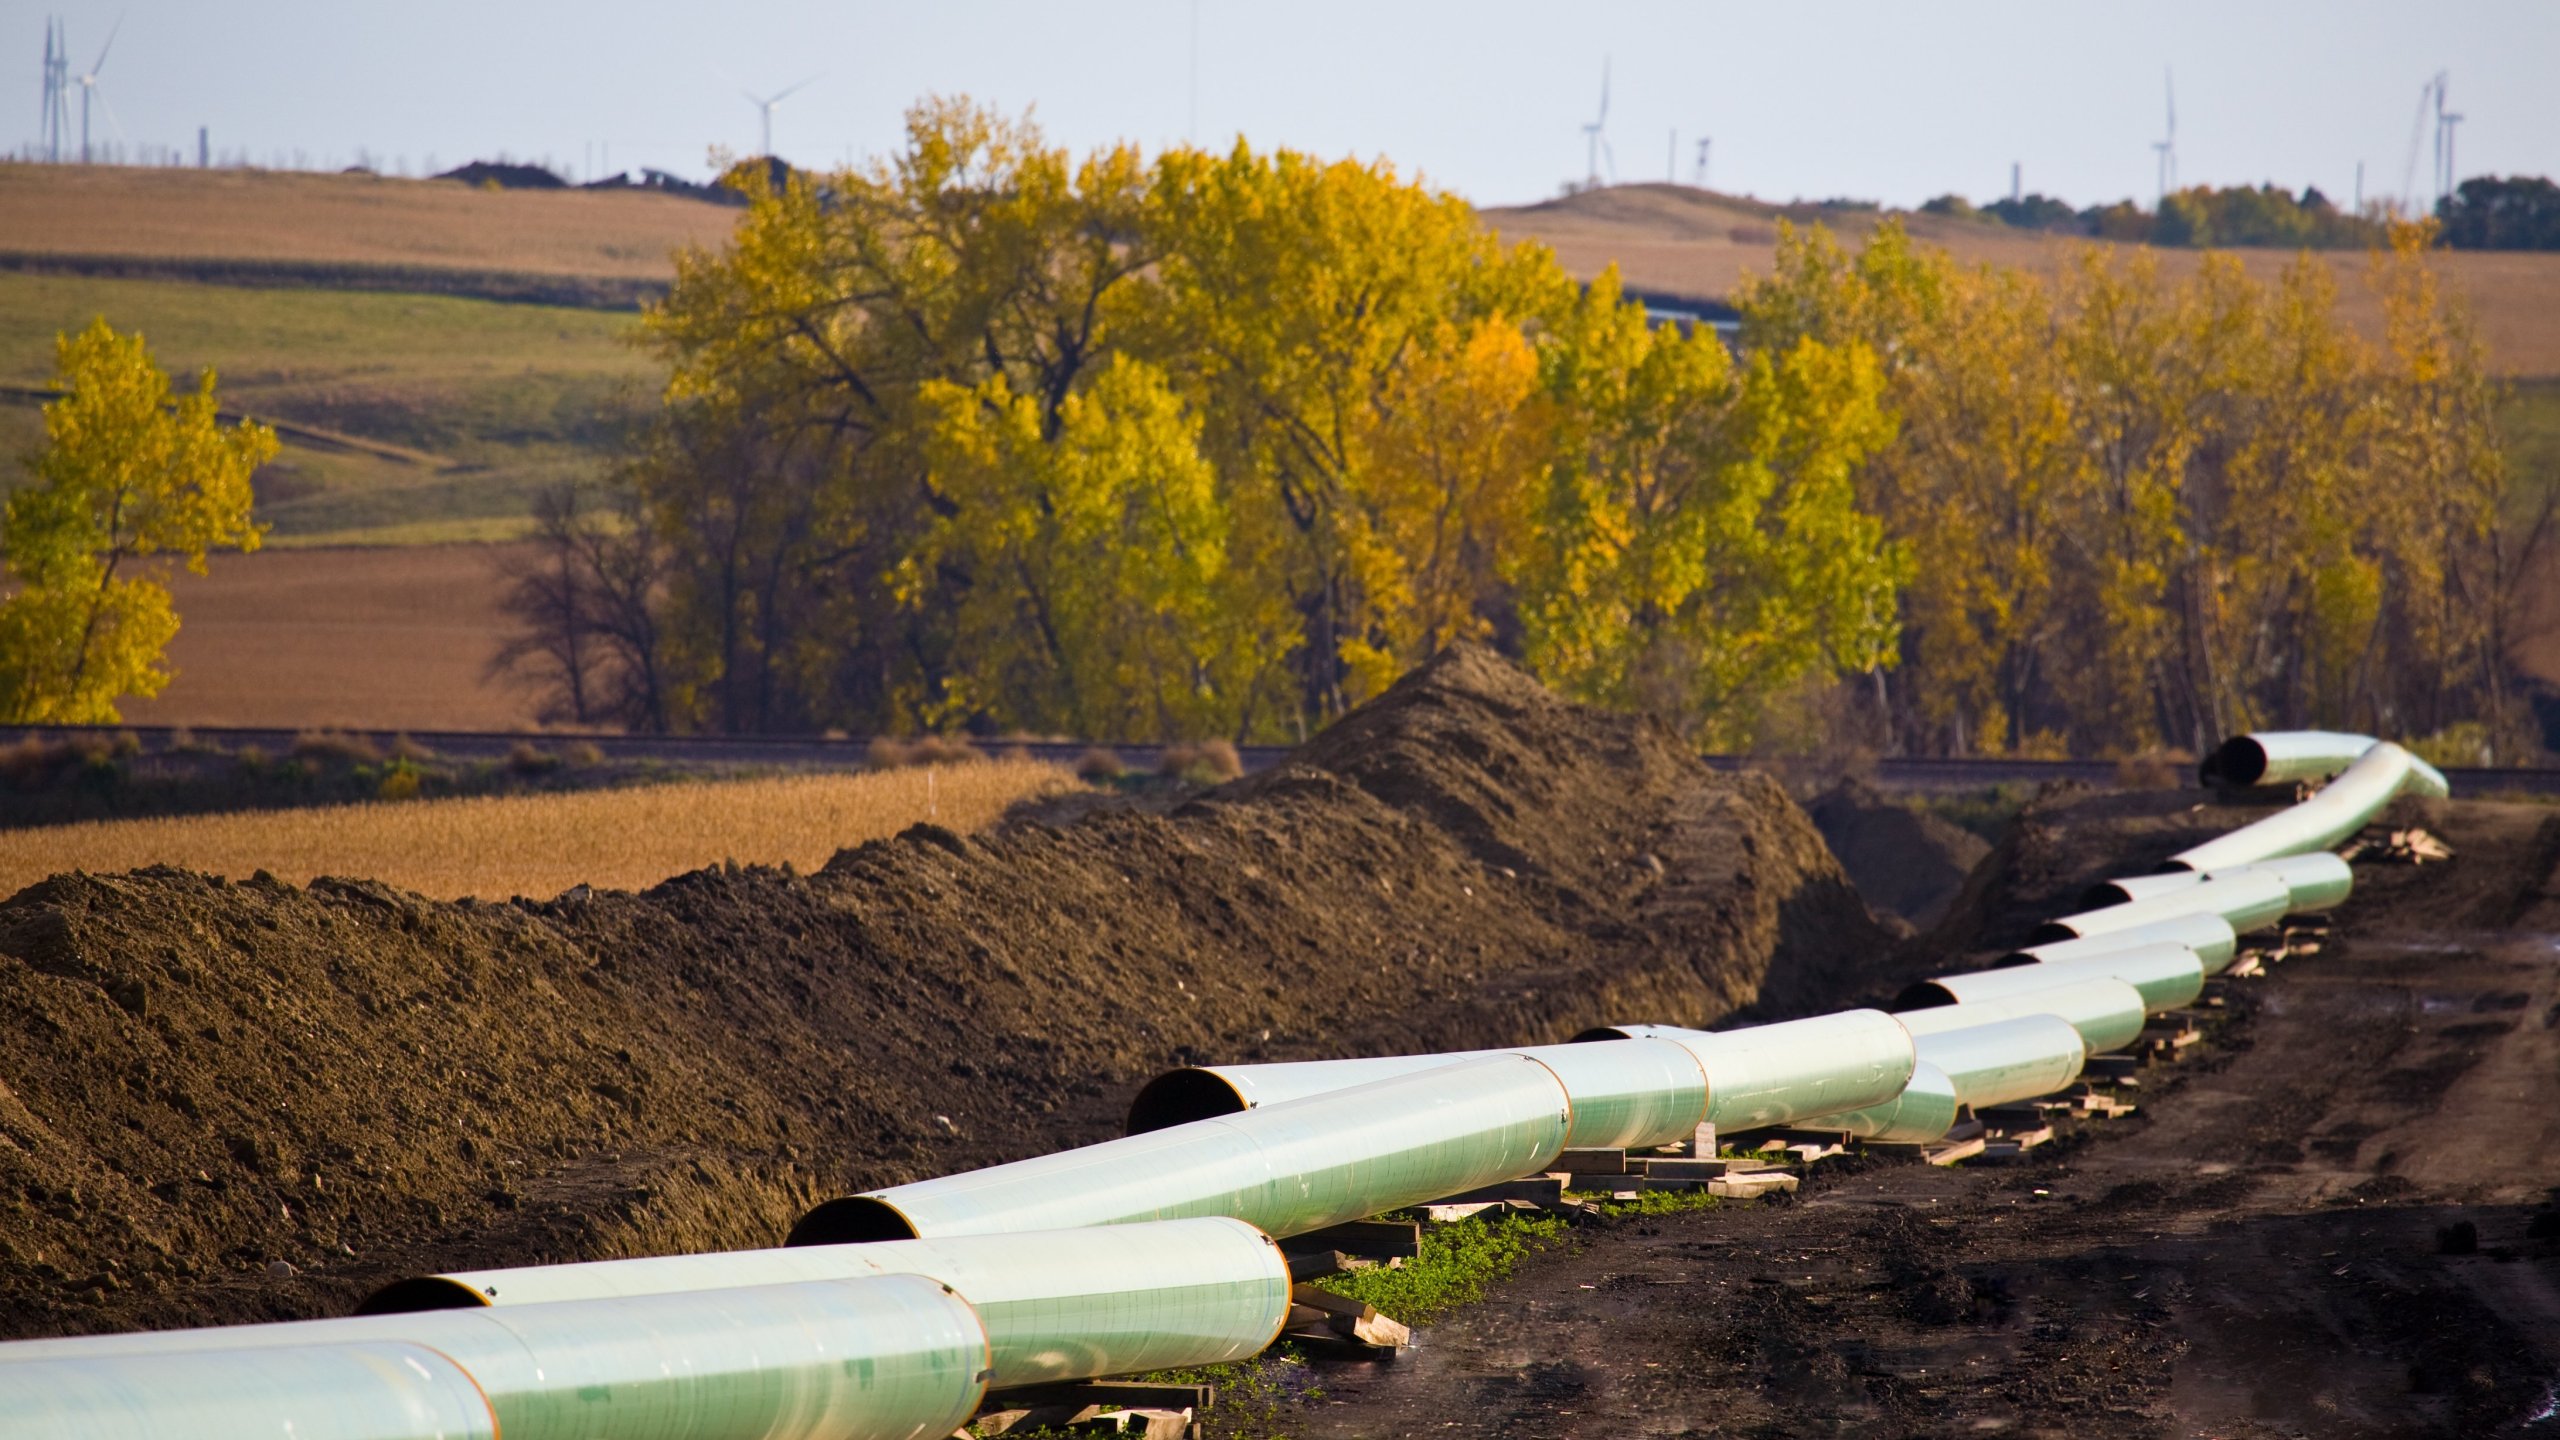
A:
0,166,733,278
0,761,1081,903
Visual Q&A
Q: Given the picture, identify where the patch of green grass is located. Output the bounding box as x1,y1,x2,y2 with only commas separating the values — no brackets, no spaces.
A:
0,271,653,544
1310,1207,1572,1324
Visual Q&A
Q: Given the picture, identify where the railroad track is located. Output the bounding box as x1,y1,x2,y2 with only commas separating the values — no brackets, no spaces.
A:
4,723,2554,794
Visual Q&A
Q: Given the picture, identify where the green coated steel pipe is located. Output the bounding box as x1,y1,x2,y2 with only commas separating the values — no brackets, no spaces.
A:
1911,1014,2088,1109
1126,1037,1709,1149
0,1274,993,1440
1571,1011,1917,1131
1900,940,2206,1014
1996,912,2237,974
789,1054,1572,1246
2084,852,2353,913
1789,1059,1962,1144
2026,868,2291,944
2169,740,2448,873
2198,730,2379,788
0,1341,499,1440
359,1218,1290,1388
1894,975,2149,1055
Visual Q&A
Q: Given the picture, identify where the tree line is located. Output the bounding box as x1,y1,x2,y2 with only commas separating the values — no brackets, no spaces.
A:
1925,176,2560,252
493,101,2545,758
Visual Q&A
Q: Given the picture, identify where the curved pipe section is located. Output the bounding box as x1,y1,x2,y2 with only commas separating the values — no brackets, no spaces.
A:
1901,941,2205,1014
790,1054,1572,1246
1997,913,2237,974
0,1274,993,1440
1790,1059,1962,1143
2082,852,2353,913
1893,975,2149,1055
359,1217,1292,1388
1127,1037,1709,1150
0,1341,499,1440
2027,869,2290,944
2198,730,2378,788
1578,1011,1917,1131
2168,740,2446,873
1913,1014,2088,1110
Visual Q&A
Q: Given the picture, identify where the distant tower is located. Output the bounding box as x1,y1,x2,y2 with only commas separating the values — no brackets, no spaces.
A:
197,126,208,168
2011,162,2021,204
1692,136,1711,188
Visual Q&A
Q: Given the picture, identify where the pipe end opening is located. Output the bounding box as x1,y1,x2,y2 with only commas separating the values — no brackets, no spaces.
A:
786,1196,920,1246
2199,736,2269,789
1566,1026,1637,1042
1125,1069,1250,1134
2078,881,2137,910
1891,981,1960,1010
2025,921,2080,944
354,1276,490,1315
1988,952,2041,969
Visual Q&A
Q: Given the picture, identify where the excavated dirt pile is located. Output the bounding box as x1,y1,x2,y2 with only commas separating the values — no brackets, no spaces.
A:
1803,779,1991,931
0,644,1892,1340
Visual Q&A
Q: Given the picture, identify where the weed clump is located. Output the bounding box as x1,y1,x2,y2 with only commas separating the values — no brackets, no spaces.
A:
1075,747,1127,782
867,736,986,770
1158,739,1243,785
506,741,561,777
291,730,384,766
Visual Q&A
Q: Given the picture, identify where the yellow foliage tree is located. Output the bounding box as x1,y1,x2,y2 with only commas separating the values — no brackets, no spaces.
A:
0,319,273,723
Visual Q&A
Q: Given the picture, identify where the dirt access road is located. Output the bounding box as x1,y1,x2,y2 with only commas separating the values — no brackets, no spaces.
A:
1290,793,2560,1439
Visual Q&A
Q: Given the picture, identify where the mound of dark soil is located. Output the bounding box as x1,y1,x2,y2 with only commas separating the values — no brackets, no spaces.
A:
1804,779,1990,930
0,644,1891,1340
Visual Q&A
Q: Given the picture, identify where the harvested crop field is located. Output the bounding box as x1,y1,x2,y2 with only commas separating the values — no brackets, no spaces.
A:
114,543,537,731
0,645,1891,1339
0,167,735,282
0,762,1078,902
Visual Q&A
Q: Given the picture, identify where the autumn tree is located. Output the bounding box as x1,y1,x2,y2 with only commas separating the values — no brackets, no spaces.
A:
525,99,1913,745
0,319,273,723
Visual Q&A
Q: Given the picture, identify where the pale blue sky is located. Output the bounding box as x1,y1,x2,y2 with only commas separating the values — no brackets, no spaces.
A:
16,2,2557,212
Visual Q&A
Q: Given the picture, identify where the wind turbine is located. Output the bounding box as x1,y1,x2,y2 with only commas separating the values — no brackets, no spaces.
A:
75,13,121,165
2151,68,2177,205
741,74,818,159
2432,75,2463,203
40,17,71,163
1581,58,1614,190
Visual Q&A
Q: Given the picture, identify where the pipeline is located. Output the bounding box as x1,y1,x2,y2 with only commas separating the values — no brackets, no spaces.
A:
1127,1011,1914,1142
1126,1036,1710,1148
1901,940,2208,1014
0,1274,993,1440
2197,729,2380,788
1996,912,2238,972
2081,851,2353,914
2026,868,2292,944
1892,975,2150,1055
790,1053,1573,1246
2168,740,2447,872
10,1220,1283,1397
0,729,2441,1437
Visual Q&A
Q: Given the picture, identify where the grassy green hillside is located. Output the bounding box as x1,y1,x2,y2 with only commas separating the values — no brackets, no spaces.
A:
0,272,656,546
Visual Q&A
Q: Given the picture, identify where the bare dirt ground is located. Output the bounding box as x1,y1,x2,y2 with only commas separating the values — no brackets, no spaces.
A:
1288,789,2560,1440
118,543,540,731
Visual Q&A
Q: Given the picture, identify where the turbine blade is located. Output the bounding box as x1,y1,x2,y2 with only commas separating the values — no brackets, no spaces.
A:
771,73,821,104
91,11,123,75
